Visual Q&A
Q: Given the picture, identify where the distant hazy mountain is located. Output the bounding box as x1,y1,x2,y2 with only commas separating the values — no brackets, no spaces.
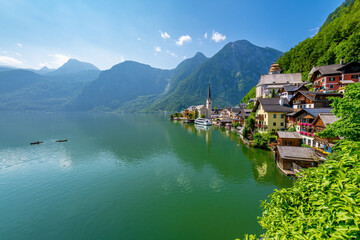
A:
34,66,55,75
148,40,283,111
66,61,173,111
47,59,99,76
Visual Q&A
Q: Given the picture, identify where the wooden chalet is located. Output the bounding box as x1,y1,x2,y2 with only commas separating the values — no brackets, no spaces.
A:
289,91,342,111
275,146,319,176
276,131,302,147
279,83,308,100
313,113,340,155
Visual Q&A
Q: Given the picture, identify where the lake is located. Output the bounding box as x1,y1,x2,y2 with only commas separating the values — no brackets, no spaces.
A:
0,113,293,240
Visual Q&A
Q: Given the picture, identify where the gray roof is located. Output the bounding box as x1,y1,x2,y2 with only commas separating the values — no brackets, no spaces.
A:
277,146,318,161
256,97,293,113
257,73,302,86
318,113,340,126
309,64,343,75
266,84,284,89
288,108,333,118
291,91,342,103
283,83,307,92
277,131,302,139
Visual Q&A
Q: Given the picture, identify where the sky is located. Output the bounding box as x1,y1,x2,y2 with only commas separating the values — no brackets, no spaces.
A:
0,0,344,70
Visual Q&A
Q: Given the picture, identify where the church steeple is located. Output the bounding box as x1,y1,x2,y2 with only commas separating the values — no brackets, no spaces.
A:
206,83,212,119
207,83,211,99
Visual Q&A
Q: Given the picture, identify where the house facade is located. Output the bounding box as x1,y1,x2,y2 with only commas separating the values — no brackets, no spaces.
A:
276,131,302,147
313,113,340,154
252,97,293,133
290,91,342,111
309,61,360,92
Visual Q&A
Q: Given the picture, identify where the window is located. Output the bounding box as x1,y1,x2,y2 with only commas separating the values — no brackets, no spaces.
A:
281,114,284,118
322,79,324,83
273,122,276,126
273,114,277,118
340,76,342,80
329,84,334,89
281,122,284,126
329,77,335,81
351,74,358,79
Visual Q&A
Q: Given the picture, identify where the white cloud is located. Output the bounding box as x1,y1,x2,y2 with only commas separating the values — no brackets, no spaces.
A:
17,43,22,47
0,55,22,66
137,37,141,41
116,56,125,63
183,56,187,59
165,50,177,57
154,46,162,52
49,54,70,68
176,35,192,46
160,31,171,39
204,32,208,39
15,52,22,56
211,31,226,43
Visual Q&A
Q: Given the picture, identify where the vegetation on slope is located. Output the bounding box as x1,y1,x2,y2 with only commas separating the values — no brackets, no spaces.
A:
278,0,360,79
243,83,360,239
240,86,256,104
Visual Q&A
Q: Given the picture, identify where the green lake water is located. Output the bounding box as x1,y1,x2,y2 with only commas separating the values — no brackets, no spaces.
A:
0,113,293,240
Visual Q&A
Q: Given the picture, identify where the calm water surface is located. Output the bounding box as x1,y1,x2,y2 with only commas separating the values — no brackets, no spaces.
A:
0,113,293,240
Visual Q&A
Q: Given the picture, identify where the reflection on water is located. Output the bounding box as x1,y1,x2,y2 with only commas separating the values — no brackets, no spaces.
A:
0,113,293,240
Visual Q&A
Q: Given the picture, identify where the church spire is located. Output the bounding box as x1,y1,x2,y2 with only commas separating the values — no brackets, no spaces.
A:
207,83,211,99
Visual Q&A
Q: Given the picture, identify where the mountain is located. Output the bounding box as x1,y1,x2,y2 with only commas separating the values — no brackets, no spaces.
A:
278,0,360,79
117,52,208,112
47,59,99,76
34,66,55,75
66,61,173,111
148,40,283,112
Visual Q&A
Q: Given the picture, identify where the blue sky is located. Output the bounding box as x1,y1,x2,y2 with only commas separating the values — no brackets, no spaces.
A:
0,0,344,70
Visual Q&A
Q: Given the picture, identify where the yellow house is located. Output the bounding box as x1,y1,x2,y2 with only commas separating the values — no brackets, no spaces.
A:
252,97,293,133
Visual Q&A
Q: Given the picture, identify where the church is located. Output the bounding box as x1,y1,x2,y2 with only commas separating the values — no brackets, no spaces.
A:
195,84,212,119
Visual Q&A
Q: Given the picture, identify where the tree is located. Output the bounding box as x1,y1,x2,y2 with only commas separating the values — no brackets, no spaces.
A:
188,113,194,119
271,89,276,98
201,113,206,118
317,83,360,141
194,109,199,119
245,113,256,131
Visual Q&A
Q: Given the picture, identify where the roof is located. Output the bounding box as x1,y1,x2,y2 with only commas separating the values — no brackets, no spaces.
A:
254,97,293,113
266,85,284,89
283,83,308,92
195,105,205,109
277,146,318,161
291,91,342,103
309,64,343,75
277,131,302,139
318,113,340,126
257,73,302,87
288,108,333,118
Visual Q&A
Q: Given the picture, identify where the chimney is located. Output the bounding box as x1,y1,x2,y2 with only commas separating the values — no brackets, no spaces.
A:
279,97,285,106
340,59,344,65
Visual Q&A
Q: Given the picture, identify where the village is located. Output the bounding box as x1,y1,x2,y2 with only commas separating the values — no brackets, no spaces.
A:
171,60,360,176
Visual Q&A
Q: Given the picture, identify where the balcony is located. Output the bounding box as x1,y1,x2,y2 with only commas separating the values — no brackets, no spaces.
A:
293,100,305,105
255,115,264,121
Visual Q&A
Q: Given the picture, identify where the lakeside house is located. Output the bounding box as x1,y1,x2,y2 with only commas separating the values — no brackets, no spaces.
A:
313,113,340,155
256,62,303,98
275,146,319,175
252,97,293,133
276,131,302,146
289,91,342,111
309,60,360,92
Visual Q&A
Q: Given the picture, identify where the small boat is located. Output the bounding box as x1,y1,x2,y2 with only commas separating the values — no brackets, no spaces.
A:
56,140,68,142
194,118,212,126
30,141,43,145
